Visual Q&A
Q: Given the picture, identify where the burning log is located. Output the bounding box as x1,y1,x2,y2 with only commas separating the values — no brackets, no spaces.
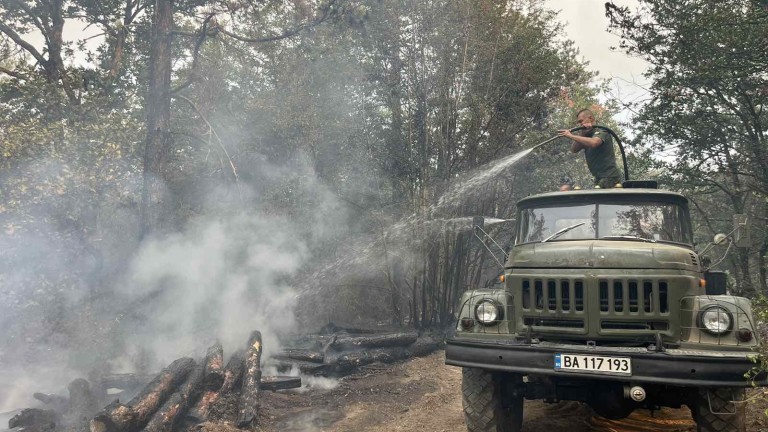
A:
187,350,246,423
9,408,60,432
202,342,225,391
271,349,324,363
89,357,195,432
221,349,246,392
330,332,418,350
66,378,100,432
89,400,133,432
143,366,205,432
236,331,262,428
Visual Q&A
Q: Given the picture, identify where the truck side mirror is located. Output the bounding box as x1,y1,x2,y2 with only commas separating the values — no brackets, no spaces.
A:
704,271,727,295
733,214,749,248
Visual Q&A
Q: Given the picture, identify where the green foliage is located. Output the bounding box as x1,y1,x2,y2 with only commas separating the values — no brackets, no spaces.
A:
608,0,768,295
745,296,768,383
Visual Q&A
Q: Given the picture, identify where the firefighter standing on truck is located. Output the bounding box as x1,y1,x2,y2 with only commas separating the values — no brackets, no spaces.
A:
558,108,622,188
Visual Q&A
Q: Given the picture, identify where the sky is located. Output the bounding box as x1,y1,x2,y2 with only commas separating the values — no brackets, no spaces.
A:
546,0,651,124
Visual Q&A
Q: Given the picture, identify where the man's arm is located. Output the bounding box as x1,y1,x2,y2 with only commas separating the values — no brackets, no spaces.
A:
557,129,603,152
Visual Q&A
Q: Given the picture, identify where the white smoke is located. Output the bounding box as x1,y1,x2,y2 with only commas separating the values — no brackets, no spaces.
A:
121,210,309,363
0,152,352,412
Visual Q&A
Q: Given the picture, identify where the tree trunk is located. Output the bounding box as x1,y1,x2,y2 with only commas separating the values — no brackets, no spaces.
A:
140,0,174,237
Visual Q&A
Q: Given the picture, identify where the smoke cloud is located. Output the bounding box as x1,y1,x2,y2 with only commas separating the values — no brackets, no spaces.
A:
120,210,308,362
0,152,351,413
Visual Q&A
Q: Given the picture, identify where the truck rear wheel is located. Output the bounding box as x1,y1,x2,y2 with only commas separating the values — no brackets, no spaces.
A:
692,387,746,432
461,368,523,432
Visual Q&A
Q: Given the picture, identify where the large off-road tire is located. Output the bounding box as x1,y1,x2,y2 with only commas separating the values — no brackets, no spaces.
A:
691,387,746,432
461,368,523,432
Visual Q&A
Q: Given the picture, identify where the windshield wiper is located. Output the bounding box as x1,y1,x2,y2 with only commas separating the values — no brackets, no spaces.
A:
600,235,656,243
542,222,586,242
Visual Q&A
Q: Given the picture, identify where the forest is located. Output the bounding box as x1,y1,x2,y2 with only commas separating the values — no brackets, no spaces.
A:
0,0,766,415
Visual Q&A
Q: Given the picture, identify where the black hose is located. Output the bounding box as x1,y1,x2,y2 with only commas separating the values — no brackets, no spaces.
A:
569,125,630,182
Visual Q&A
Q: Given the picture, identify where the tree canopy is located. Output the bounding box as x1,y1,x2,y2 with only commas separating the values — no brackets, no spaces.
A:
607,0,768,294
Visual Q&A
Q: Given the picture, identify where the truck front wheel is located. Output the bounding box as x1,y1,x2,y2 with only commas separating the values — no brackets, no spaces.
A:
692,387,746,432
461,368,523,432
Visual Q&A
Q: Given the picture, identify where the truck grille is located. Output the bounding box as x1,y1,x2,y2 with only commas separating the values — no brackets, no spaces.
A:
518,277,674,336
521,279,584,312
598,280,669,314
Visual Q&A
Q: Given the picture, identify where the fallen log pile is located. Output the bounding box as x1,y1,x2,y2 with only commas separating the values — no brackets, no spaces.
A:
9,328,440,432
267,329,440,376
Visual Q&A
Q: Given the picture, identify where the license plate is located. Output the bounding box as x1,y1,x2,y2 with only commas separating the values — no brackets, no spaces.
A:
554,353,632,376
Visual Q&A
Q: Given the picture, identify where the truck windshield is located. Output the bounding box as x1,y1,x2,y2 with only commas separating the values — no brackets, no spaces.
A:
518,202,692,245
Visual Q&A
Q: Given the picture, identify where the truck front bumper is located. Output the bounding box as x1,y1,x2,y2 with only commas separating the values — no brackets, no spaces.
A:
445,337,766,387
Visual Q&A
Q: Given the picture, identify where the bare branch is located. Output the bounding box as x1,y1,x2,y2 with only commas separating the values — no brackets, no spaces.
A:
0,20,47,66
170,13,215,94
7,0,50,41
173,93,239,183
130,1,147,21
219,25,306,44
220,0,337,44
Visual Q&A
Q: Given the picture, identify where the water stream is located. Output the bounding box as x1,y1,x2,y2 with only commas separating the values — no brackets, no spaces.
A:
434,147,534,211
304,147,534,293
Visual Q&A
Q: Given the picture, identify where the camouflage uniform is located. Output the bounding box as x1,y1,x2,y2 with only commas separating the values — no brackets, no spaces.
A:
583,128,622,188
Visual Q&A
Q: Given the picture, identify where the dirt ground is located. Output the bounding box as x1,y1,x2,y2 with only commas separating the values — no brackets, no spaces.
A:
249,350,768,432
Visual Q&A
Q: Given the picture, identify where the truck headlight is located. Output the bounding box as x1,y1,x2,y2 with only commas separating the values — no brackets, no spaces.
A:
699,306,732,335
475,300,504,325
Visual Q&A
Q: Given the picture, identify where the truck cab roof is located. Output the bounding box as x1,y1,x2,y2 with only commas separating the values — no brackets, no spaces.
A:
518,188,689,209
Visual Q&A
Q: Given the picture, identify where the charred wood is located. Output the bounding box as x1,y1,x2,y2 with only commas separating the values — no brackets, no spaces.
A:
236,331,262,428
258,376,301,391
270,349,324,363
87,368,108,404
89,400,133,432
330,332,418,350
221,350,246,393
317,334,337,359
405,335,440,357
187,350,246,424
326,347,408,373
66,379,100,432
143,366,204,432
9,408,60,432
270,360,333,376
89,357,195,432
125,357,195,426
202,342,224,391
274,360,333,375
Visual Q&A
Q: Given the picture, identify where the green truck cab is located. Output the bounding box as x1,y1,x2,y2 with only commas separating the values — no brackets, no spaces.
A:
446,186,764,432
